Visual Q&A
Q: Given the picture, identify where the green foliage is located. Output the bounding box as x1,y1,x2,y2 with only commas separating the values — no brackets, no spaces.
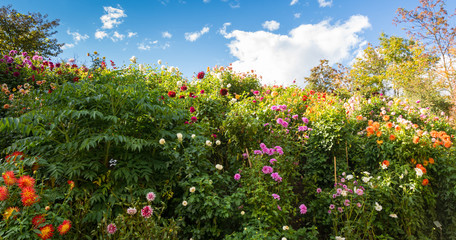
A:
0,5,63,57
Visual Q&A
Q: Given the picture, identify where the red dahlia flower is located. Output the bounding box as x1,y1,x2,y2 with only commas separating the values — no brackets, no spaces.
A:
58,220,72,235
168,91,176,98
197,71,205,79
220,88,228,96
37,224,54,240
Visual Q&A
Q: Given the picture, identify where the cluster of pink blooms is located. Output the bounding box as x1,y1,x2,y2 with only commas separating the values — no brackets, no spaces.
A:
299,204,307,214
270,105,287,111
276,118,289,128
326,174,365,214
253,143,284,156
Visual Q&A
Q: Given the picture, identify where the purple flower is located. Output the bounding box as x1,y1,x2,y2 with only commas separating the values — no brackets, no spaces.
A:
329,204,335,209
262,166,274,174
281,121,289,128
328,210,332,214
336,188,342,194
260,143,267,149
302,117,309,124
234,173,241,181
270,158,277,164
299,204,307,214
254,150,263,155
272,193,280,200
338,207,343,213
277,205,282,211
242,153,248,159
316,188,322,194
298,126,308,132
344,199,350,206
9,50,17,56
277,118,284,124
279,105,287,111
264,123,269,127
271,106,278,111
332,194,337,198
341,178,345,183
292,114,298,119
271,172,282,182
253,90,260,95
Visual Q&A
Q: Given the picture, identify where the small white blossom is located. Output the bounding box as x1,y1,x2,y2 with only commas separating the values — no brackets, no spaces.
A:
189,187,196,193
216,140,221,145
182,201,188,206
415,168,423,178
375,202,382,211
335,237,345,240
389,213,398,218
130,56,137,63
399,174,404,179
159,138,166,145
191,134,196,139
346,174,353,180
176,80,182,87
362,171,370,175
341,190,347,197
157,59,162,65
362,176,372,183
227,83,231,88
177,133,183,142
215,164,223,170
161,65,166,71
282,226,289,231
240,211,245,215
206,140,212,146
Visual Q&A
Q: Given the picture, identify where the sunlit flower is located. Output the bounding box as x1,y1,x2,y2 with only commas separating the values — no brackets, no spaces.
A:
0,186,8,201
146,192,156,202
182,200,188,206
37,224,54,240
127,207,137,215
272,193,280,200
32,215,46,228
215,164,223,170
141,205,153,218
415,168,423,177
375,202,382,211
197,71,205,79
18,175,35,189
190,187,196,193
389,213,398,218
241,211,245,215
299,204,307,214
107,223,117,234
216,140,221,145
2,171,17,186
335,237,345,240
422,178,429,186
57,220,71,235
129,56,137,63
271,172,282,182
206,140,212,146
282,226,289,231
177,133,183,142
262,166,273,174
234,173,241,181
159,138,166,145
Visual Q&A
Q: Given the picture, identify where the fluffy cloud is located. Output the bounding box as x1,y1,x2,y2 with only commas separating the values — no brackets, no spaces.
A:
128,32,137,38
138,39,170,50
290,0,298,6
222,15,370,86
111,31,125,42
67,30,89,44
61,43,75,50
162,31,172,38
318,0,333,7
294,13,301,18
185,27,210,42
95,30,108,40
262,20,280,31
100,6,127,29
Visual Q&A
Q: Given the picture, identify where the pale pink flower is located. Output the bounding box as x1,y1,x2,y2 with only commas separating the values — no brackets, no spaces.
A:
146,192,156,202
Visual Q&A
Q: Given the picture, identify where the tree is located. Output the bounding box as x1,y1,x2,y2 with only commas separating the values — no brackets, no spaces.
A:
304,59,347,93
394,0,456,111
0,5,63,57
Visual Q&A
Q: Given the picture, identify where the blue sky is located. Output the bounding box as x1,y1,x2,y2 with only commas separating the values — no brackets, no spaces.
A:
4,0,455,86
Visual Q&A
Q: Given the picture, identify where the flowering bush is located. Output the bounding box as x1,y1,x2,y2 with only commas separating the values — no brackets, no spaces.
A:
1,51,455,239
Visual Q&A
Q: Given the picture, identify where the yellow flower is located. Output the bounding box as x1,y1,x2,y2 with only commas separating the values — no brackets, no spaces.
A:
377,140,383,145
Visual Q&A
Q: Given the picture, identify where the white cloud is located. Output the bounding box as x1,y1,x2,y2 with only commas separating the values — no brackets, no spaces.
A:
294,13,301,18
128,32,137,38
61,43,75,50
162,31,172,38
318,0,333,7
67,30,89,44
203,0,210,2
290,0,298,6
111,31,125,42
95,30,108,40
224,15,371,86
219,22,231,37
138,42,151,51
185,26,210,42
262,20,280,31
100,6,127,29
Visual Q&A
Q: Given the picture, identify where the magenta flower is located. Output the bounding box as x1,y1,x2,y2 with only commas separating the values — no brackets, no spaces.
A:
271,106,278,111
13,72,20,77
242,153,248,159
329,204,335,209
262,166,273,174
302,117,309,124
276,118,284,124
277,205,282,211
272,193,280,200
338,207,343,213
269,158,277,164
197,71,205,79
200,89,205,94
316,188,322,194
344,199,350,206
254,150,262,155
356,189,364,196
189,106,196,113
141,205,153,218
298,126,308,132
356,202,362,208
234,173,241,181
292,114,298,119
253,90,260,95
146,192,156,202
191,116,198,122
107,223,117,234
299,204,307,214
271,172,282,182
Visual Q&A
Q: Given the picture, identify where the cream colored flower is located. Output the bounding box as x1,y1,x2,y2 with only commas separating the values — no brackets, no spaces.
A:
130,56,137,63
177,133,183,142
182,201,188,206
282,226,289,231
216,140,221,145
189,187,196,193
206,140,212,147
215,164,223,170
159,138,166,145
